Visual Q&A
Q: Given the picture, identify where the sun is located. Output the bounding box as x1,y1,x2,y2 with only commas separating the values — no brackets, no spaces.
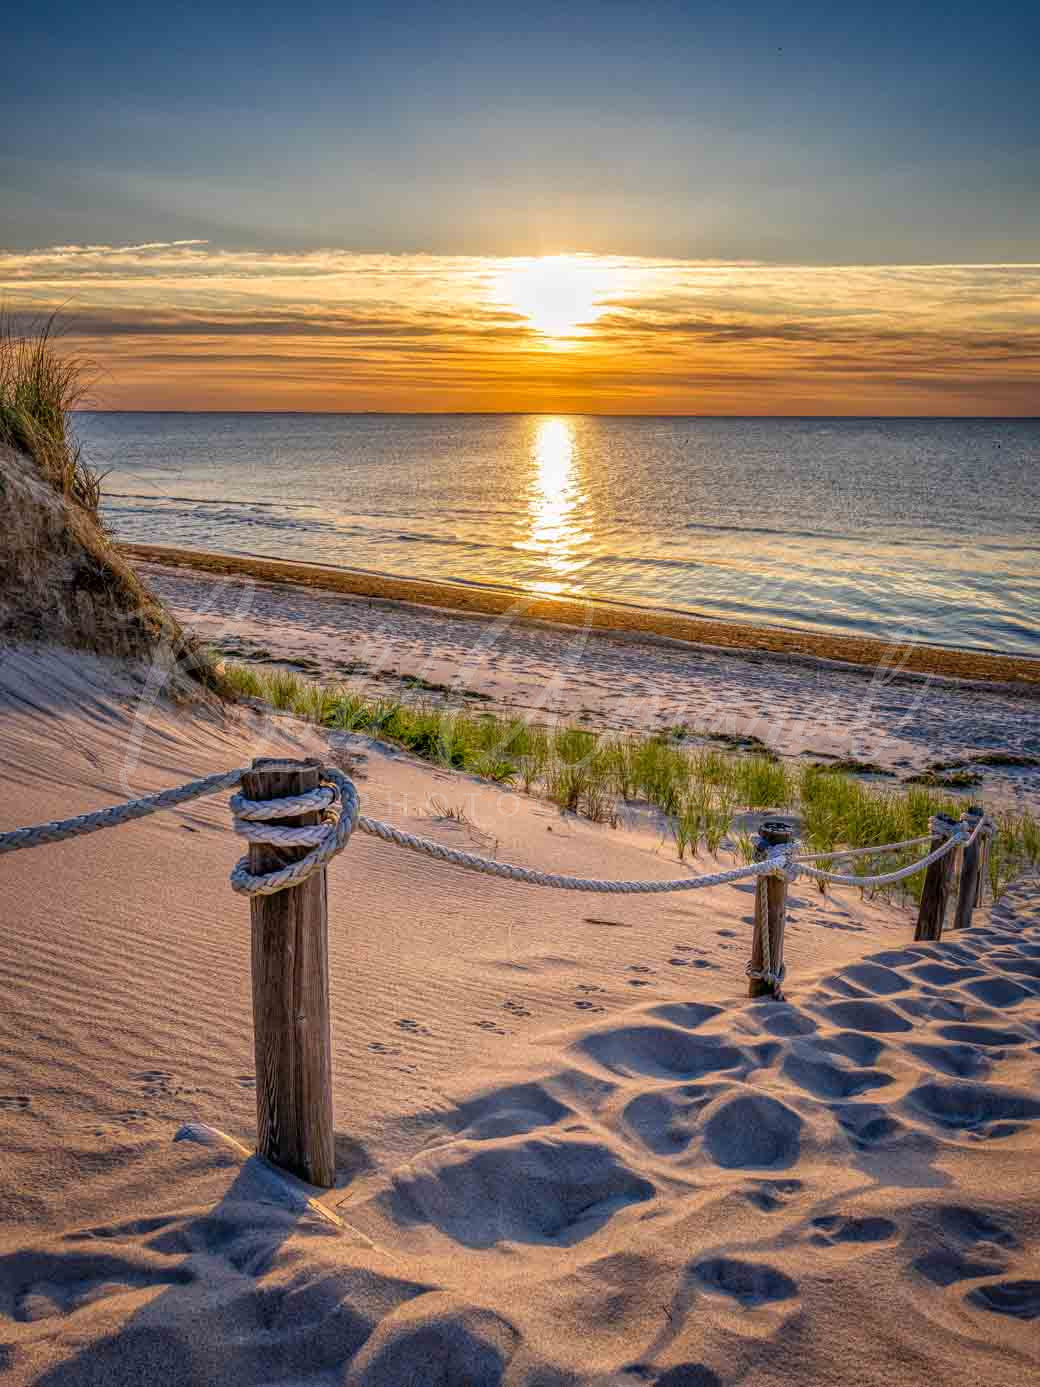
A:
496,254,620,340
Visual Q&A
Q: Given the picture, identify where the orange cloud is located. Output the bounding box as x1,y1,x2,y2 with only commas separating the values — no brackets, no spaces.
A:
2,244,1037,413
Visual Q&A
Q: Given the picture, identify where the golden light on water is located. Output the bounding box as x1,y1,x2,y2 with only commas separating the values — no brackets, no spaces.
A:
519,417,590,593
496,254,622,341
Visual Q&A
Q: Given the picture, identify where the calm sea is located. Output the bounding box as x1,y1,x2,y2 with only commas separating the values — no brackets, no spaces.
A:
76,413,1040,656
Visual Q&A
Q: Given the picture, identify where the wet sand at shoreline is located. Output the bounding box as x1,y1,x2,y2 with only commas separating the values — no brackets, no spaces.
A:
119,542,1040,690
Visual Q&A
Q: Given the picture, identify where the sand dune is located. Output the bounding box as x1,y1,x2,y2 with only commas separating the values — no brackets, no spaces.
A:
1,648,1038,1384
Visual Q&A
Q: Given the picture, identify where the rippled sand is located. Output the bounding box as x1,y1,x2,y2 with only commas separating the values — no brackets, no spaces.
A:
1,646,1038,1385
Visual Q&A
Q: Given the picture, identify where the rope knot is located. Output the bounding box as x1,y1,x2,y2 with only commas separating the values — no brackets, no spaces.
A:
764,845,797,881
746,961,787,988
229,766,359,897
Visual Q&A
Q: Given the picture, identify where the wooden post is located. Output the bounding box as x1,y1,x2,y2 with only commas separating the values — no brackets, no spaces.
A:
748,820,792,999
975,825,990,907
952,806,985,930
914,813,959,942
242,757,335,1188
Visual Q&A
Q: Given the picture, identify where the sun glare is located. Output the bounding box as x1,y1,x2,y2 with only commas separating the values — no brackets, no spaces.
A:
496,255,620,341
518,417,591,593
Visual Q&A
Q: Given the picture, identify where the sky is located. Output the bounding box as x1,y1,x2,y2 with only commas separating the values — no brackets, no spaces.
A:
3,0,1038,413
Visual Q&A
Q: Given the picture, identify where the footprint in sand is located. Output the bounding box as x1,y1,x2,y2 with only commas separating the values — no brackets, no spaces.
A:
6,1251,193,1323
936,1203,1019,1248
133,1070,176,1099
833,1102,904,1150
691,1256,798,1306
396,1018,432,1036
966,1280,1040,1320
962,976,1032,1008
903,1080,1040,1136
810,1214,898,1246
819,1000,913,1033
638,1362,723,1386
744,1178,803,1212
937,1023,1029,1048
913,1248,1008,1285
703,1093,802,1169
782,1050,894,1101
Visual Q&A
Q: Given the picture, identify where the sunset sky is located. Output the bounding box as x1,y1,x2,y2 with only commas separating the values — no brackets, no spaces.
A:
4,0,1038,413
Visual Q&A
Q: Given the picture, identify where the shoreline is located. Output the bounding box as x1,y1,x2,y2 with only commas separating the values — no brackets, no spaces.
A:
120,540,1040,689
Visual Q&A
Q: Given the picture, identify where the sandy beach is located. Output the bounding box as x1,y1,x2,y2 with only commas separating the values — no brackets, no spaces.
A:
133,549,1040,815
2,641,1039,1384
7,5,1040,1372
120,542,1040,689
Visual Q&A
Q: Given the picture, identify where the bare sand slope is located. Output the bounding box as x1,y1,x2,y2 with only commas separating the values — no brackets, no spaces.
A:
1,649,1038,1385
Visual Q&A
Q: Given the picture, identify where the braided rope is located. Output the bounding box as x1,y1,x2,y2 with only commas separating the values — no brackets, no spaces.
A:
0,767,248,856
0,763,996,900
793,834,932,864
229,768,360,896
354,814,778,892
796,826,965,888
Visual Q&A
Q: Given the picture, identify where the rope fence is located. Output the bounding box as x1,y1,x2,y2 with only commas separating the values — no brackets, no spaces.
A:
0,761,987,896
0,757,995,1187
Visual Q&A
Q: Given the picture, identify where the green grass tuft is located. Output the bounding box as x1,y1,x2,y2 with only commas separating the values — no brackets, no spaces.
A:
221,659,1040,899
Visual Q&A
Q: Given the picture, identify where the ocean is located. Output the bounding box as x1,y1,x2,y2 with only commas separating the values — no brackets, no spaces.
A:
76,413,1040,656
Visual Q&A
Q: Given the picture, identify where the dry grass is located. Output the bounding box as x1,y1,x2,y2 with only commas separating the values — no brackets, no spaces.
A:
0,313,101,512
0,315,226,695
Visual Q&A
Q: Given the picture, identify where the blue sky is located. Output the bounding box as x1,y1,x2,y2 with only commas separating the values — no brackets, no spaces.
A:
5,0,1038,261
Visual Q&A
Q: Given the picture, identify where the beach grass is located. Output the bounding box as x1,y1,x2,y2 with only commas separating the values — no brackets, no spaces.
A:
220,659,1040,901
0,312,101,512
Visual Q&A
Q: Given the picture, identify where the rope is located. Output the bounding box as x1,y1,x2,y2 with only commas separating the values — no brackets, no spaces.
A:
0,767,248,855
745,846,789,992
795,824,967,889
229,769,359,897
0,763,995,900
354,815,779,893
793,835,933,864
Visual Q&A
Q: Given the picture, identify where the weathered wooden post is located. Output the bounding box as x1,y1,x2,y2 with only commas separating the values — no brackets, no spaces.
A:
952,806,985,930
975,821,991,907
242,757,335,1188
914,812,959,942
748,820,793,999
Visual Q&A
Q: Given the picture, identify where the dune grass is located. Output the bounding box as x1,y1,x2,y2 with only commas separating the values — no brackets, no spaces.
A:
0,313,231,694
0,313,101,512
220,659,1040,900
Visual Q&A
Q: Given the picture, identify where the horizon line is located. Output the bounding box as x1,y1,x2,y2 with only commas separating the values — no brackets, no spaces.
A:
74,409,1040,420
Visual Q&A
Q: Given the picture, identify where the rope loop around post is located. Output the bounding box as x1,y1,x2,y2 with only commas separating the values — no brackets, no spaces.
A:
229,767,359,896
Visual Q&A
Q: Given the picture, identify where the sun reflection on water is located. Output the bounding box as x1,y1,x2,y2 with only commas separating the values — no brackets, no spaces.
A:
519,418,590,594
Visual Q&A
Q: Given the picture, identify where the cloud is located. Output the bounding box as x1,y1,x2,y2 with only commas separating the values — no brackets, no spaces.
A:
1,243,1037,412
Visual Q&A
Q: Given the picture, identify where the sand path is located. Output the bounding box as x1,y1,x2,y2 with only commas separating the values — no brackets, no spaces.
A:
1,649,1037,1384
